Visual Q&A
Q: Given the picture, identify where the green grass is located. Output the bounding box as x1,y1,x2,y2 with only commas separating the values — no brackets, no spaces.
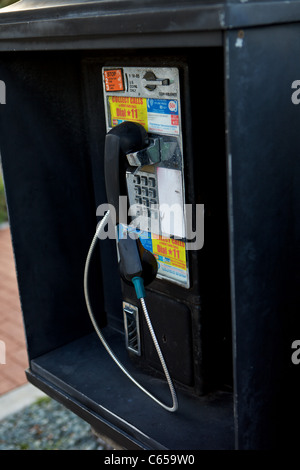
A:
33,396,52,406
0,171,8,224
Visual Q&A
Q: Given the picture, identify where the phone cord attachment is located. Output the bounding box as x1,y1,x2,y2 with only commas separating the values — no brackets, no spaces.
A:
84,210,178,413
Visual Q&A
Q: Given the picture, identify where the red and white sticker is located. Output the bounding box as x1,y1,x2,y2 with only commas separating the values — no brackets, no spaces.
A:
103,69,124,92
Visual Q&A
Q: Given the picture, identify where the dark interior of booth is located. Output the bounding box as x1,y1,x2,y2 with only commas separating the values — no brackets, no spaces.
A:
0,47,234,450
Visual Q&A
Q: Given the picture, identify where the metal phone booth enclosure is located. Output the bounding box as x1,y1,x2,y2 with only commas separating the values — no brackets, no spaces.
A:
0,0,299,450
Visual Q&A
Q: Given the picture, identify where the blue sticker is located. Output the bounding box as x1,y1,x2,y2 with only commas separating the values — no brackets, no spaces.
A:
147,99,178,115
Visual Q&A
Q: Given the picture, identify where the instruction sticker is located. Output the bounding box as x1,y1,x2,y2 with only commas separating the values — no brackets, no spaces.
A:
147,99,179,136
108,97,180,136
152,234,186,274
153,234,188,286
104,69,124,92
108,96,148,129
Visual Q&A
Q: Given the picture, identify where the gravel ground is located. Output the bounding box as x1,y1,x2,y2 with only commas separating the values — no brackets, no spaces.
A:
0,396,112,450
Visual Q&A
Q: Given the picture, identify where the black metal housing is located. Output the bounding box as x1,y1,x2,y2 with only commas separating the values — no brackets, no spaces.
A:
0,0,299,450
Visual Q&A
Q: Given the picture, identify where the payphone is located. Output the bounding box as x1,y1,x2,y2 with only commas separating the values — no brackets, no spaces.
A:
84,64,227,411
1,0,297,450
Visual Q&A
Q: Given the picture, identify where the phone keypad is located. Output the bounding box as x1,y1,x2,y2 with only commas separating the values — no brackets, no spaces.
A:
133,174,158,210
126,170,160,232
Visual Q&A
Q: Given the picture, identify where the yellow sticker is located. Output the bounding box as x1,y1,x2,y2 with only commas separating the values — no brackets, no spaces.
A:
152,235,187,271
108,96,148,130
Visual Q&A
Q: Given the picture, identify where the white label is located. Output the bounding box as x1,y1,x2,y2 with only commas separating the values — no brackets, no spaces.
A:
156,167,185,239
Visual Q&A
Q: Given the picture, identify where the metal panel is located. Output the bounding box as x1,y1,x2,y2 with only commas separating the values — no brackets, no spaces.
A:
0,1,300,51
225,24,300,449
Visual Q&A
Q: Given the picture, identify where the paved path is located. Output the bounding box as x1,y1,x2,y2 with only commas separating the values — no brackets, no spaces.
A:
0,226,28,395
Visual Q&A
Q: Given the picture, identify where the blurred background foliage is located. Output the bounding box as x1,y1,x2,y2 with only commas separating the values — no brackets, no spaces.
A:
0,170,8,224
0,0,19,9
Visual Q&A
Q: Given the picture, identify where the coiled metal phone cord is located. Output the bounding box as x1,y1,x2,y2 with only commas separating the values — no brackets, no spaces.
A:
84,210,178,412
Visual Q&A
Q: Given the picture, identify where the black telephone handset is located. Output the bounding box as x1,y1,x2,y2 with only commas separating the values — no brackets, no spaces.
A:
104,121,157,290
83,121,178,412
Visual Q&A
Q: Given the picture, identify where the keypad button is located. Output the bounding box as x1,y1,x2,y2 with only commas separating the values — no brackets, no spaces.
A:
141,176,148,186
142,198,149,207
148,188,156,198
141,188,148,197
135,197,142,204
148,177,156,187
135,186,141,195
133,175,141,185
